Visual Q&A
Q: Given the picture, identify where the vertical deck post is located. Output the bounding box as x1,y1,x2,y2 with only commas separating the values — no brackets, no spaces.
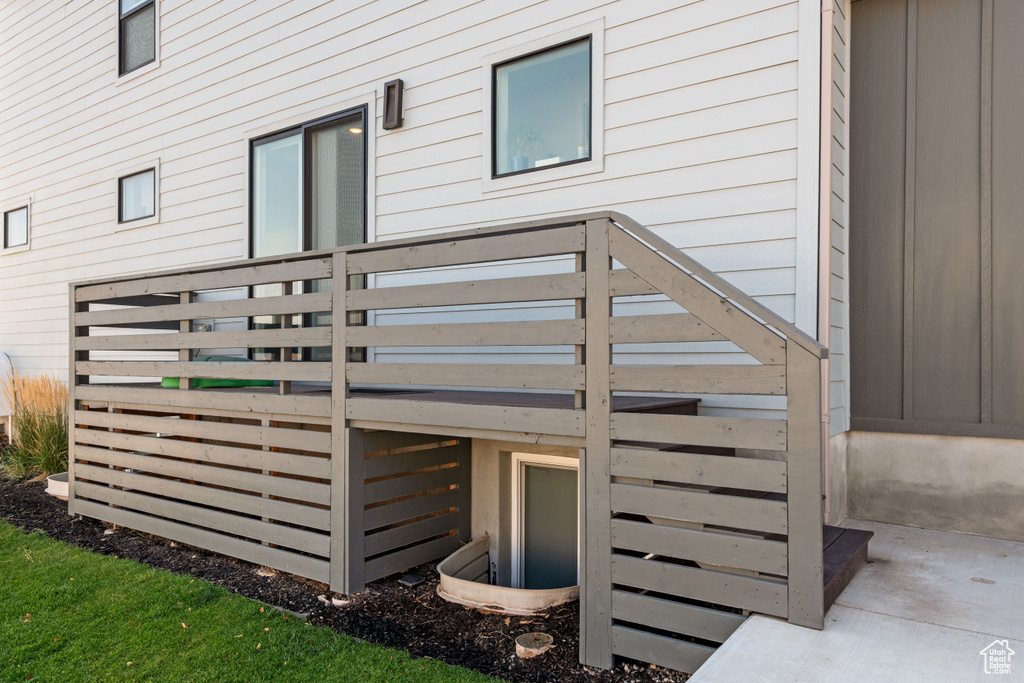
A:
330,251,361,593
178,291,192,390
456,437,472,543
581,218,613,668
67,285,87,515
786,340,825,627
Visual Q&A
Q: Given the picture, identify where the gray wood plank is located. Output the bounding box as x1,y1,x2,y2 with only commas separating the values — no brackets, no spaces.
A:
346,319,586,348
608,269,660,297
347,272,586,311
75,258,332,302
363,431,453,454
347,399,585,438
582,217,614,668
608,212,826,359
349,419,584,449
74,427,331,479
912,0,983,422
991,0,1024,424
73,468,330,530
74,385,331,419
363,489,459,531
363,468,459,505
347,225,586,274
609,227,787,365
68,286,83,512
330,250,350,594
456,438,472,543
346,427,366,593
611,625,716,675
610,364,786,395
73,410,332,453
74,478,329,556
364,512,459,557
75,360,330,382
611,554,787,617
611,483,788,535
75,292,332,327
903,0,917,422
338,214,599,255
73,499,329,582
610,447,787,494
785,343,825,628
609,313,724,344
610,413,787,451
74,449,330,505
611,590,745,644
611,519,788,575
849,0,908,421
75,327,331,352
348,363,584,391
980,0,994,423
363,534,460,584
364,445,460,479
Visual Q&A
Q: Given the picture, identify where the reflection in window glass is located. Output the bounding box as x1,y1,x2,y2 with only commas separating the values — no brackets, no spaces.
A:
494,39,590,177
120,0,156,74
249,109,366,362
4,207,28,248
252,133,302,258
310,112,365,252
119,169,155,222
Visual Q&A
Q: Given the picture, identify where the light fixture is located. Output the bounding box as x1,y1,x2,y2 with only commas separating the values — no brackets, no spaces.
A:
349,127,363,134
383,79,404,130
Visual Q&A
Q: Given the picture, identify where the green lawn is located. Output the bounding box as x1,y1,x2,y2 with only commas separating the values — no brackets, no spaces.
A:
0,522,497,682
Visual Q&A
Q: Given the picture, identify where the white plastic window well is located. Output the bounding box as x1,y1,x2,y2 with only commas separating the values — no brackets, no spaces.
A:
119,168,155,222
3,207,28,248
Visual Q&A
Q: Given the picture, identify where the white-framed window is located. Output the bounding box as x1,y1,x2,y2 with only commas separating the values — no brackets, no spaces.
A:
119,0,157,76
510,452,579,590
118,168,156,223
493,38,591,178
3,204,30,252
481,19,605,193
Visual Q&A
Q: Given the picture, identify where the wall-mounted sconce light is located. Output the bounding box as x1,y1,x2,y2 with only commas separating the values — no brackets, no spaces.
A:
383,79,404,130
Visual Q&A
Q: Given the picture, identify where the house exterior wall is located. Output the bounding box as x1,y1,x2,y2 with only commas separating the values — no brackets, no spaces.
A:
1,0,820,422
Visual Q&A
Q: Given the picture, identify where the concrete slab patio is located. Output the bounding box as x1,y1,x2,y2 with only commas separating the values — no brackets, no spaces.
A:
690,520,1023,682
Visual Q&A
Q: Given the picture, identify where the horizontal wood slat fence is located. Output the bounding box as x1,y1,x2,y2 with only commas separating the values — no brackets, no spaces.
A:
68,212,826,675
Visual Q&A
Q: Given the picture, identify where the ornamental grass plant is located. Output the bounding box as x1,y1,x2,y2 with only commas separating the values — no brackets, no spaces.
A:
0,371,68,479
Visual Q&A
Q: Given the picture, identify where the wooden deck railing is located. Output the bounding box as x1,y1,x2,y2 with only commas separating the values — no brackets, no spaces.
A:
68,211,826,675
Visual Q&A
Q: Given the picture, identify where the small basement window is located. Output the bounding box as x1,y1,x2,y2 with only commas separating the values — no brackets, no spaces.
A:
118,168,156,223
3,206,28,249
119,0,156,75
492,38,591,178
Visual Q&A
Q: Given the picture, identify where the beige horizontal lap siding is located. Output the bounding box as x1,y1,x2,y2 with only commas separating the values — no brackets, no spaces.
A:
1,0,801,405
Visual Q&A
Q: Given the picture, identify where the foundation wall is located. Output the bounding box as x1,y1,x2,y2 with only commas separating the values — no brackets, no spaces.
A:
847,430,1024,541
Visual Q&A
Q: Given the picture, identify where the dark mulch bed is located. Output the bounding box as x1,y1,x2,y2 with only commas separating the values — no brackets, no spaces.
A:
0,478,688,683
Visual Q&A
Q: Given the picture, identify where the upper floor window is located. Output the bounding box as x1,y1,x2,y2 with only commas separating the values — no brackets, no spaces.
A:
3,206,28,249
119,168,156,222
250,107,367,259
119,0,156,75
492,38,591,178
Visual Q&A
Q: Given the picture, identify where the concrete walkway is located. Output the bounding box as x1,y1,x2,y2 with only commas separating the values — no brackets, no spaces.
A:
690,520,1023,682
